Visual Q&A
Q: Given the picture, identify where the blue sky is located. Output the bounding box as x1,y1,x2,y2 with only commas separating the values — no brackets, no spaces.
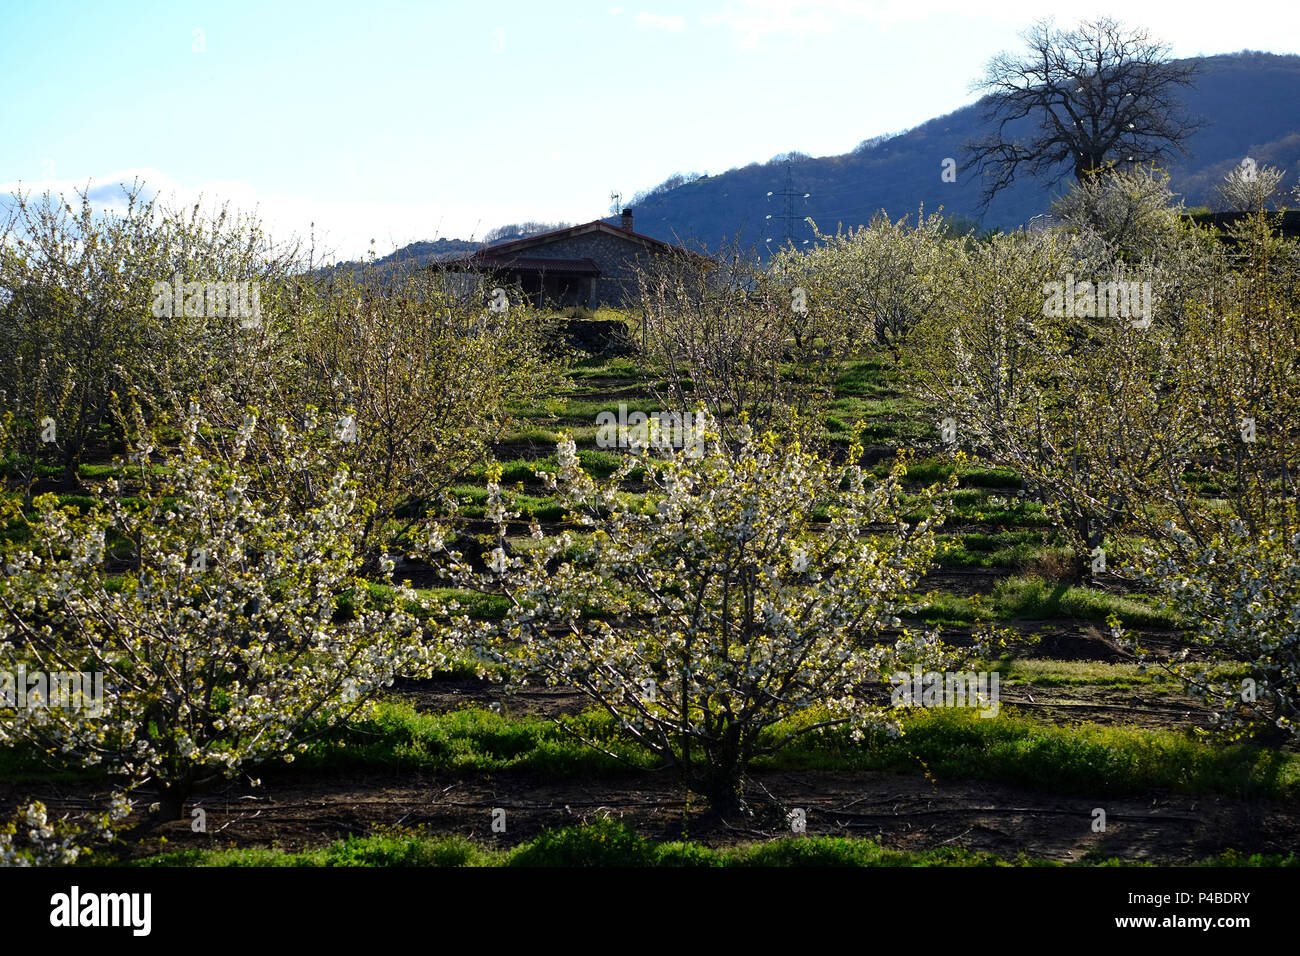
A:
2,0,1296,261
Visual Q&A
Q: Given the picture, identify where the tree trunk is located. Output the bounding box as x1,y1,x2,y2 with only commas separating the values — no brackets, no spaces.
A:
698,762,744,815
695,728,745,814
60,461,80,491
1071,511,1096,583
149,776,191,823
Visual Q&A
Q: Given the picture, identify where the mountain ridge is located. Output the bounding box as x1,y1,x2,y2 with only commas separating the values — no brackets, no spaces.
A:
607,51,1300,252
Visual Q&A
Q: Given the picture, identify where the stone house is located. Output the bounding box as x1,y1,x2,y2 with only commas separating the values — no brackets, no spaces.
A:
438,209,696,309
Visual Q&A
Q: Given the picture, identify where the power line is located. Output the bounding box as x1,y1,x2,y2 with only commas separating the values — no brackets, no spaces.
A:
764,160,812,249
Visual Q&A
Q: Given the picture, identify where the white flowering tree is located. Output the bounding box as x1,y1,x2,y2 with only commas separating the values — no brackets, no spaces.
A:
193,262,561,572
1216,160,1285,213
782,207,958,355
432,417,964,812
1049,163,1186,259
1123,513,1300,741
1098,218,1300,742
0,408,445,821
906,229,1122,578
633,248,847,450
0,181,295,497
0,794,132,867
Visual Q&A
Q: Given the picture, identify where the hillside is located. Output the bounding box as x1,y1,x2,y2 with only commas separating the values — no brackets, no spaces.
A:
606,51,1300,250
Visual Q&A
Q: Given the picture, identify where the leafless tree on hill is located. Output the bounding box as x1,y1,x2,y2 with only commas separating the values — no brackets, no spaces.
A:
967,16,1203,211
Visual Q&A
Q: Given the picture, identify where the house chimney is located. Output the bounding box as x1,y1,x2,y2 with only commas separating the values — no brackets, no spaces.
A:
621,208,633,231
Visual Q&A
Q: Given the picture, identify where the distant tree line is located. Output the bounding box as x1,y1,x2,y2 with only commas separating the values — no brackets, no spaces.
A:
484,221,574,244
629,171,706,207
624,156,825,213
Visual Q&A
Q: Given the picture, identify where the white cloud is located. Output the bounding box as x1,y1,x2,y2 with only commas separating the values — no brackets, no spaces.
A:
635,11,686,31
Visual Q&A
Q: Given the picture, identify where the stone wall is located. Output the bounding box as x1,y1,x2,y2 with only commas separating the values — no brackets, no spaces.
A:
515,231,666,307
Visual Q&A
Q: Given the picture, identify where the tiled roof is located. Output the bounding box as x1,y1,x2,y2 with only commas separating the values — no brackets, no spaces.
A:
433,217,711,271
482,218,683,256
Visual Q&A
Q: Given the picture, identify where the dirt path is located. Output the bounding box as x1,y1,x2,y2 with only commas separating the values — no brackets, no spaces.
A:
85,766,1297,864
390,672,1215,730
